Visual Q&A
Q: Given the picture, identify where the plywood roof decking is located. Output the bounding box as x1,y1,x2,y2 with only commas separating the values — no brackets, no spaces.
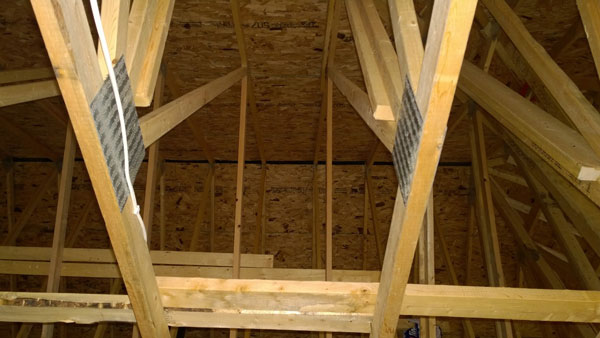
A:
1,0,598,163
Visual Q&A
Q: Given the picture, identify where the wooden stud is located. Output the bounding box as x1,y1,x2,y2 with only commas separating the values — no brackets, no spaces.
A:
254,165,267,254
436,223,476,338
326,77,333,283
230,76,248,338
159,161,167,251
40,125,77,338
387,0,424,87
469,110,513,338
30,1,170,336
142,64,165,246
417,193,436,338
371,1,477,337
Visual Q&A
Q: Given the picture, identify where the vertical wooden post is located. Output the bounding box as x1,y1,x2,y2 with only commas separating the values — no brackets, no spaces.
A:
40,125,77,338
469,109,513,338
230,76,248,338
159,161,167,251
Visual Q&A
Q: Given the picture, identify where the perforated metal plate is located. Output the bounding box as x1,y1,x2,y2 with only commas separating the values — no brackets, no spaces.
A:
392,78,423,204
89,57,144,210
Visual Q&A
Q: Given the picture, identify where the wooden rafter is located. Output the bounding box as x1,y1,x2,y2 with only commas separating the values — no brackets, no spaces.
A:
482,0,600,158
576,0,600,80
30,1,170,336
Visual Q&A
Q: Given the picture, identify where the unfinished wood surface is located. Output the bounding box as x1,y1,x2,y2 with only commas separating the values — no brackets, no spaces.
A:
0,79,60,107
134,0,175,106
139,66,246,147
326,77,333,282
142,65,165,246
97,0,129,78
30,1,170,336
372,0,477,336
345,0,393,120
387,0,423,87
232,76,248,279
329,67,395,151
0,67,54,85
436,223,476,338
459,60,600,181
355,0,411,122
469,110,513,338
40,125,77,338
418,194,436,338
126,0,158,92
2,283,600,329
0,247,273,268
482,0,600,158
577,0,600,80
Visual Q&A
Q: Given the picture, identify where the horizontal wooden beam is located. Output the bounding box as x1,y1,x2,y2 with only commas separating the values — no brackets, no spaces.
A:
0,260,380,282
0,246,273,268
0,67,54,85
459,60,600,181
1,281,599,331
139,67,246,147
0,79,60,107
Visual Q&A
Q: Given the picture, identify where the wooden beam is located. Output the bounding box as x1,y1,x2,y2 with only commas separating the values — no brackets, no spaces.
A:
30,1,170,336
459,60,600,181
371,0,477,337
142,64,165,246
133,0,175,106
189,166,214,251
328,67,395,151
576,0,600,80
2,283,600,328
436,223,476,338
387,0,424,87
254,165,267,254
482,0,600,158
417,194,436,338
509,145,600,291
97,0,129,78
345,0,393,120
504,137,600,258
0,79,60,107
0,260,379,281
159,162,167,250
165,69,215,163
0,247,274,268
139,67,246,148
469,110,513,337
326,77,333,282
40,125,77,338
0,67,54,85
230,76,248,338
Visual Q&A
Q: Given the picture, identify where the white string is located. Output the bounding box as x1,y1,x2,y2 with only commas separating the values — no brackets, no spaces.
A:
90,0,147,243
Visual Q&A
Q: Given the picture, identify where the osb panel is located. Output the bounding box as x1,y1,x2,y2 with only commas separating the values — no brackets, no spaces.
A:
1,0,596,164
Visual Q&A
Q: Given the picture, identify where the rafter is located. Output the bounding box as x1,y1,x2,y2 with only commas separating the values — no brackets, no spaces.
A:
30,1,170,335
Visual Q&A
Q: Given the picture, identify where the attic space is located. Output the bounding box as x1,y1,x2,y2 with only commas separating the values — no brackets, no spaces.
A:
0,0,600,338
